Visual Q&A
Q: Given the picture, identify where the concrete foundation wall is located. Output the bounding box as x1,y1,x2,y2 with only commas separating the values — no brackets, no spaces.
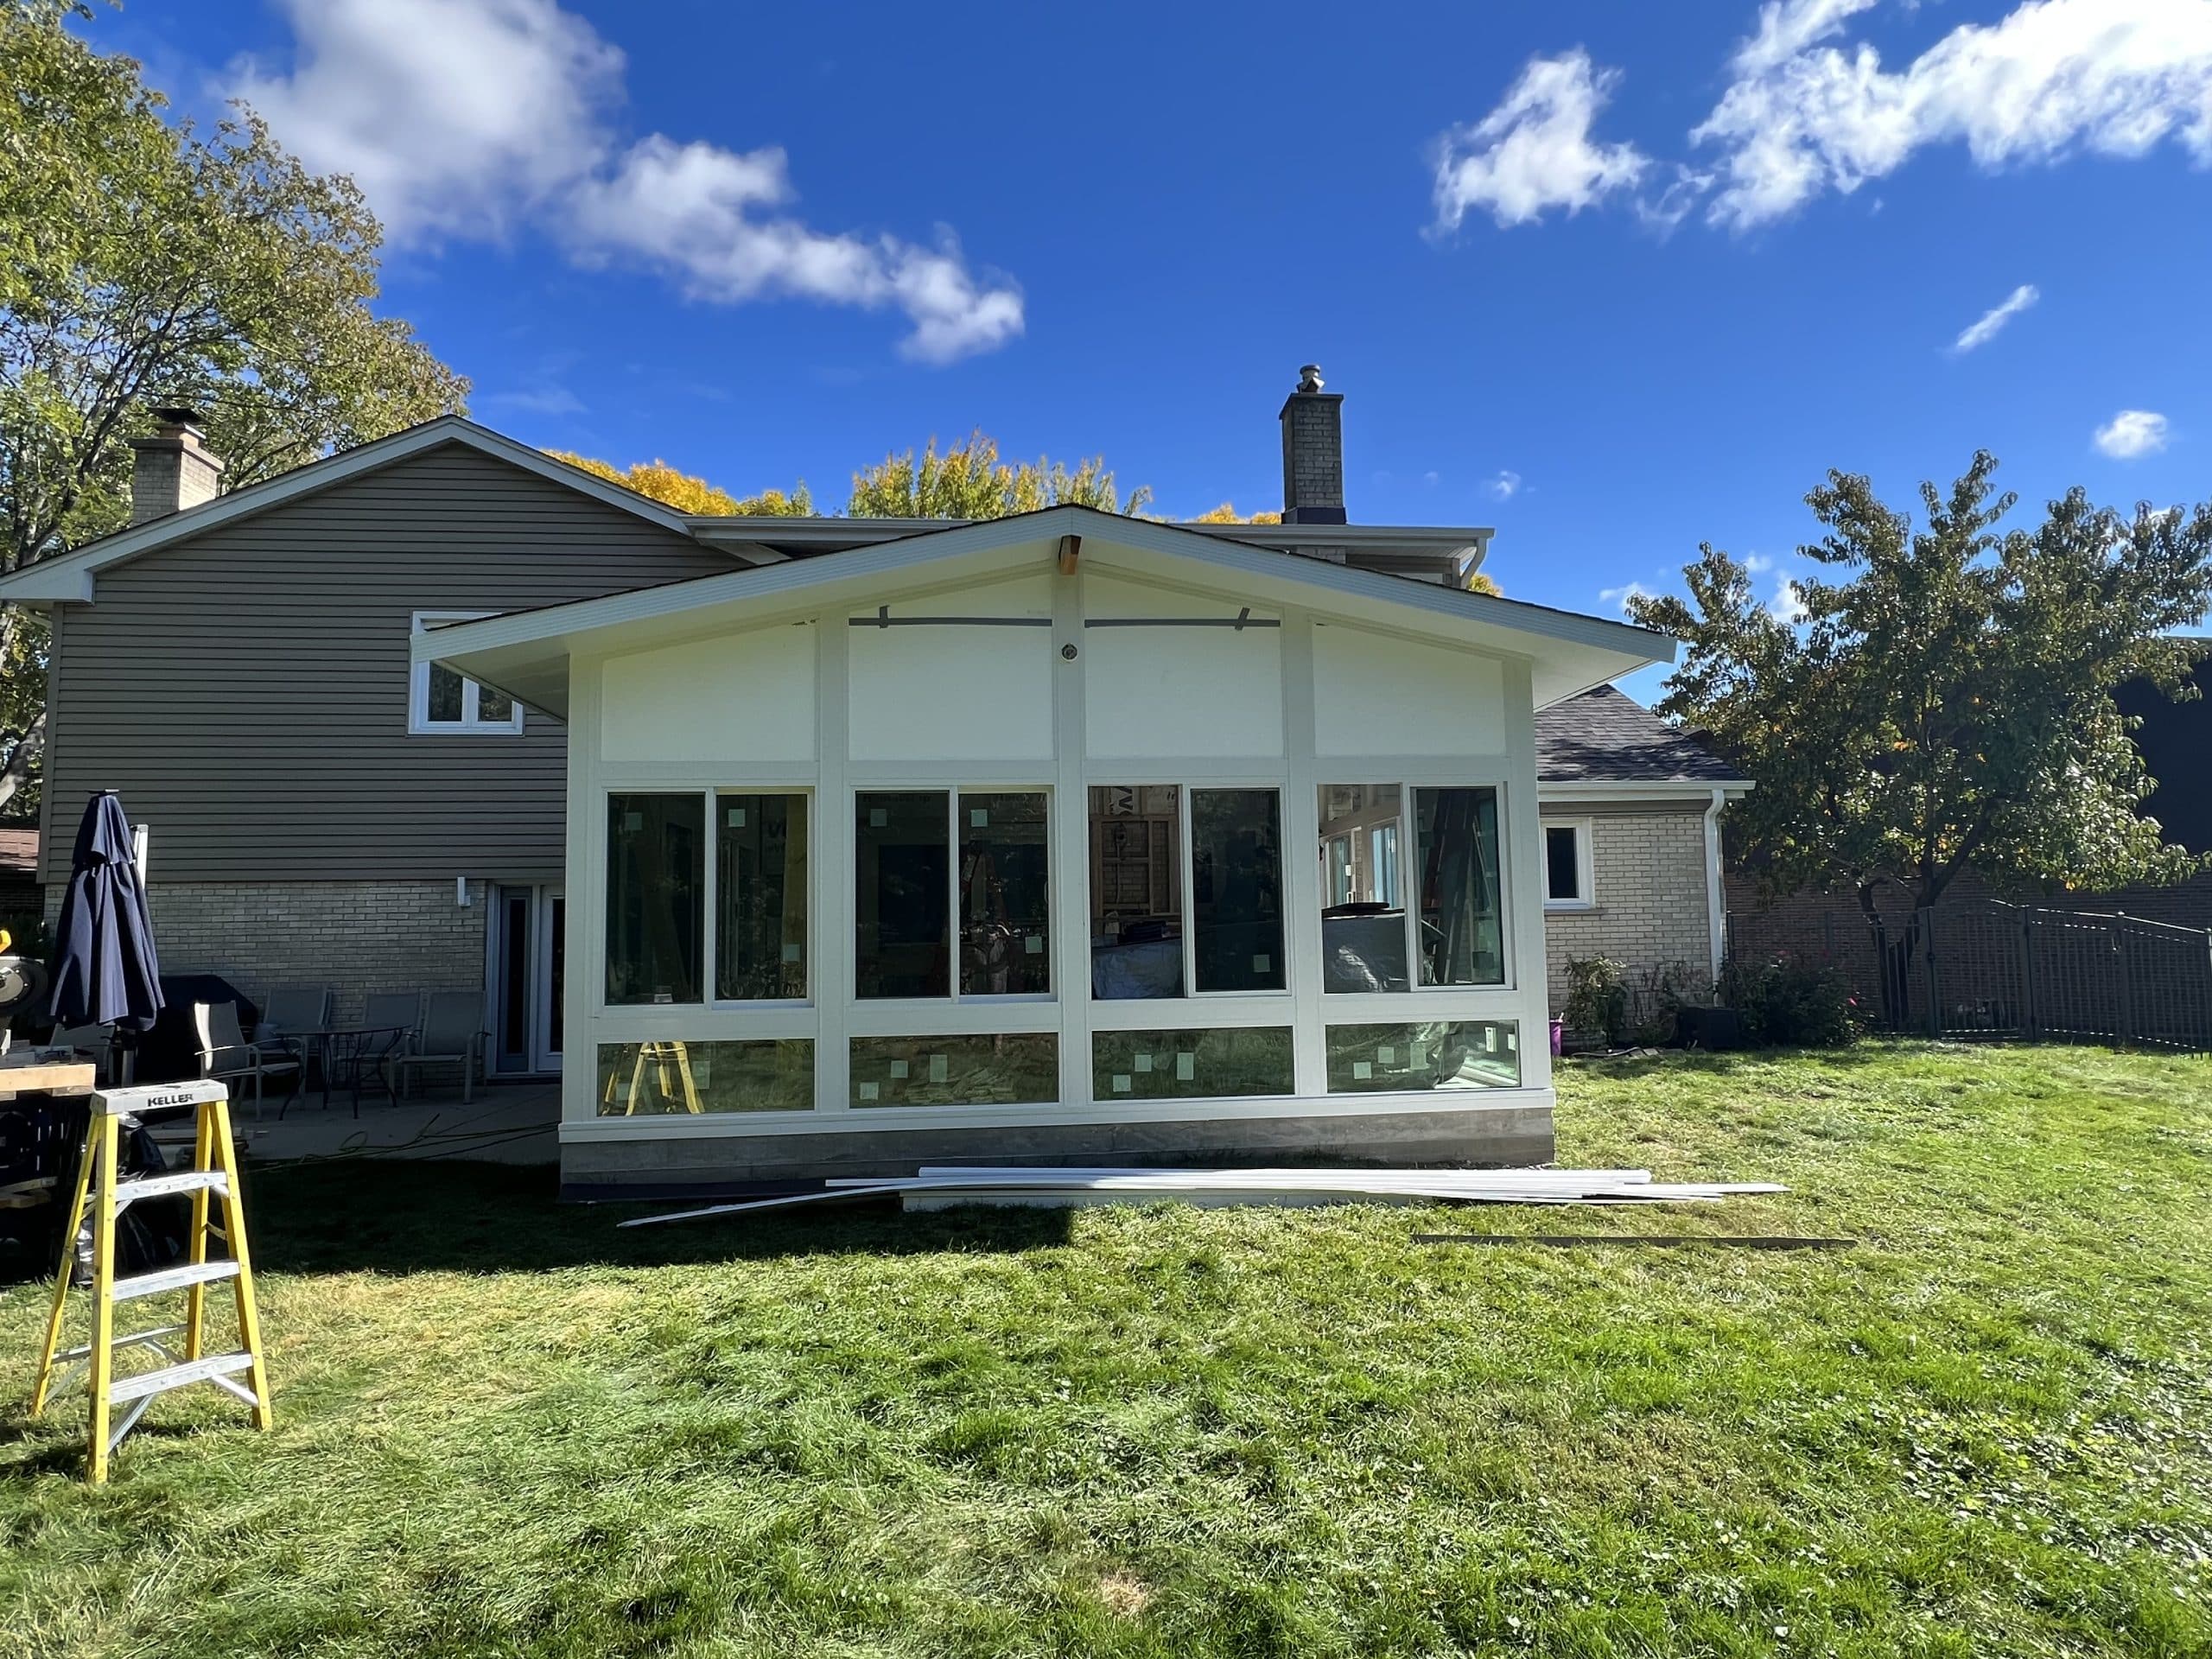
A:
1541,810,1713,1012
52,879,486,1027
560,1100,1555,1192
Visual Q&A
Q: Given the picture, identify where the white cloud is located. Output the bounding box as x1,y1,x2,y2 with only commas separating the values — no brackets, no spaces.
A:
2094,409,2171,458
1693,0,2212,232
483,385,587,416
1744,551,1774,573
1484,468,1523,500
1769,574,1810,623
230,0,1021,362
1599,580,1652,614
1949,283,2040,353
1432,52,1649,230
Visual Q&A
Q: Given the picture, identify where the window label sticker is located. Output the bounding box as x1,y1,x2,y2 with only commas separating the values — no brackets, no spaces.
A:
1352,1060,1374,1080
1111,1074,1132,1092
1253,954,1270,974
858,1081,880,1102
624,810,643,831
728,807,746,828
1024,934,1043,954
1175,1052,1196,1082
888,1059,909,1079
782,943,802,962
929,1053,949,1084
1378,1046,1395,1065
869,807,887,827
969,808,988,827
1134,1053,1153,1073
1409,1043,1428,1066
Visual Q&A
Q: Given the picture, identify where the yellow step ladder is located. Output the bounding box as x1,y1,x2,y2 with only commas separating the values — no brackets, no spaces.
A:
29,1078,273,1484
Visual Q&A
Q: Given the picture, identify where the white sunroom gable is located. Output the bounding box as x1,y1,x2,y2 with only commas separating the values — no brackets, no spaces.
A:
848,572,1057,761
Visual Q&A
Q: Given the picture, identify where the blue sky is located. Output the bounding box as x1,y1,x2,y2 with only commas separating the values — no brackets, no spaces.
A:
97,0,2212,700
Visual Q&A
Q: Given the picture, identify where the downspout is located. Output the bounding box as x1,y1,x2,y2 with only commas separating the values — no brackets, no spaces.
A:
1703,786,1728,988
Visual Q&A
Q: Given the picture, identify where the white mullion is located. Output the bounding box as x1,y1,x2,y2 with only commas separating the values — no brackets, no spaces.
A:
1179,783,1198,999
1281,613,1325,1097
1054,563,1090,1109
815,617,852,1113
699,785,719,1007
945,787,963,1004
1403,782,1423,996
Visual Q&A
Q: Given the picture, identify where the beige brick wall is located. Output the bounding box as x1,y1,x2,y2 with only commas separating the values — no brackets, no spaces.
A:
48,879,486,1027
1540,810,1713,1013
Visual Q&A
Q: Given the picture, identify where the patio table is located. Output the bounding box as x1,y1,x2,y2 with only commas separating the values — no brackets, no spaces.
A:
271,1026,409,1118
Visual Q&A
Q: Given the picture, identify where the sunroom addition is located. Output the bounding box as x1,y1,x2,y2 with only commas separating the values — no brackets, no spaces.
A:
415,507,1671,1187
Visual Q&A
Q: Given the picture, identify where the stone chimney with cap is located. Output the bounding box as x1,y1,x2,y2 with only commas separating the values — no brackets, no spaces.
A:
1280,364,1345,526
128,408,225,525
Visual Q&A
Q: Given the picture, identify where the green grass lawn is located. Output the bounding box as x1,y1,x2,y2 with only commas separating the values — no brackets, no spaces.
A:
3,1045,2209,1658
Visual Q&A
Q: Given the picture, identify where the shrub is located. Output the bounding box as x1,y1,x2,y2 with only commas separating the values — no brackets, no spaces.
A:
1719,952,1861,1047
1562,956,1628,1048
1628,959,1709,1047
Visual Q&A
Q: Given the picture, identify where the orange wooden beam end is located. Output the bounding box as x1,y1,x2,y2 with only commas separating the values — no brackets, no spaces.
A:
1056,533,1081,575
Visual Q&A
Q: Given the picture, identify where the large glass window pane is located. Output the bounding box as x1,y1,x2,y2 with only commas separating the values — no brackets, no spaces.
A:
1325,1021,1520,1093
850,1033,1058,1106
1092,1027,1294,1100
717,793,809,1000
855,791,950,998
476,683,514,722
1192,788,1284,992
427,662,465,722
1319,784,1408,993
605,793,703,1004
1089,785,1184,999
597,1039,813,1114
1415,786,1503,986
959,791,1050,995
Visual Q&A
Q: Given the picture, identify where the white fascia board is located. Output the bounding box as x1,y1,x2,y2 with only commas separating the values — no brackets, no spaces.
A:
685,513,1494,567
1538,779,1754,801
0,416,703,606
420,505,1673,715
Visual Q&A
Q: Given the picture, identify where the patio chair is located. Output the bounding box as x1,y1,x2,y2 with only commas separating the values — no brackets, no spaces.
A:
391,990,486,1104
255,985,334,1089
193,1000,302,1117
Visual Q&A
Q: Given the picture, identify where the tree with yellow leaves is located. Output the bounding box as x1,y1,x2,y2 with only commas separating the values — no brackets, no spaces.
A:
549,453,814,517
846,431,1152,519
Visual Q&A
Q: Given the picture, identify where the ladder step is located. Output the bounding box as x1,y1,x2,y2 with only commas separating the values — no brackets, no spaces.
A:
105,1351,256,1406
92,1170,229,1211
111,1260,240,1302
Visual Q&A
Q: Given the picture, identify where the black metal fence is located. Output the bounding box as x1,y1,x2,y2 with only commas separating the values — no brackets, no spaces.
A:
1728,898,2212,1052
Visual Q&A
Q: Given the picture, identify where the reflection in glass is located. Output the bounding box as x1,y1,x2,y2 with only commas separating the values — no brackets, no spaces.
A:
1319,784,1408,993
1415,786,1503,986
596,1039,813,1114
1192,788,1284,992
855,791,950,998
849,1033,1058,1106
1091,1027,1294,1099
959,791,1050,995
427,662,465,722
1089,785,1183,999
476,683,513,722
718,793,808,999
605,793,703,1004
1325,1021,1519,1092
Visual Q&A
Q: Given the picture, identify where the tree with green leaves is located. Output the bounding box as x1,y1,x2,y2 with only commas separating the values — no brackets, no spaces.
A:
1630,452,2212,1013
0,0,467,813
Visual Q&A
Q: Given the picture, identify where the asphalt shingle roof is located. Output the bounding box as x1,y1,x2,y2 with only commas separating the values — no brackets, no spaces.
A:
1535,685,1745,784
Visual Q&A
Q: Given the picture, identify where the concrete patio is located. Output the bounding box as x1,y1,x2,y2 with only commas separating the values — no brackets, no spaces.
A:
205,1080,559,1166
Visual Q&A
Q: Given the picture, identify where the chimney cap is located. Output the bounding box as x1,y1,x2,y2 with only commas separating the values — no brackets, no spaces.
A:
1294,365,1325,394
149,406,207,431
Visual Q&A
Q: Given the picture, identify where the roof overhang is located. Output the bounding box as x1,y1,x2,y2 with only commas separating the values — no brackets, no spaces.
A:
415,505,1671,721
0,416,733,607
1537,779,1754,801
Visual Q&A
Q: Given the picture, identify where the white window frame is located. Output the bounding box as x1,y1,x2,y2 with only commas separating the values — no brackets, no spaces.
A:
1541,817,1596,911
411,611,525,734
1314,779,1512,995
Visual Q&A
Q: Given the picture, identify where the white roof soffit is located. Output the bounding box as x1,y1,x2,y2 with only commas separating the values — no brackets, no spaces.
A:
0,417,709,605
416,505,1672,719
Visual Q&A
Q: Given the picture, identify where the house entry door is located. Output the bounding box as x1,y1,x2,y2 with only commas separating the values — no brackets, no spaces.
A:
490,883,564,1077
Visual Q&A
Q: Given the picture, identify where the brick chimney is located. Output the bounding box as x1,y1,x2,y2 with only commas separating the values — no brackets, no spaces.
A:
128,408,225,525
1280,364,1345,525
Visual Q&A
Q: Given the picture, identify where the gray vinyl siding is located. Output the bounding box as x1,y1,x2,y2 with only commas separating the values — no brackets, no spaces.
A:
39,443,730,884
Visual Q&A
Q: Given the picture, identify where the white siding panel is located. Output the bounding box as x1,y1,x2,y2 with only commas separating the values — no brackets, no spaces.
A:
1083,574,1283,758
1313,622,1505,756
600,623,816,763
848,576,1055,761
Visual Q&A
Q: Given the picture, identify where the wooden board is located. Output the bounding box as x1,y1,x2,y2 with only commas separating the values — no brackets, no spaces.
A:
0,1059,97,1099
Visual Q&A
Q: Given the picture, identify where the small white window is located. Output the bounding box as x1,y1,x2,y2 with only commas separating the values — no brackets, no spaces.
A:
1543,820,1594,909
410,612,524,734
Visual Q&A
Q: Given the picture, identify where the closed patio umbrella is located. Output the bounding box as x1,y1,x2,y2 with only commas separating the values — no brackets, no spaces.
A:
46,791,163,1033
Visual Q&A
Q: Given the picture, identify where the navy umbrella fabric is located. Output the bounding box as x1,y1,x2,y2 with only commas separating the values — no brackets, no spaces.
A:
46,791,164,1033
